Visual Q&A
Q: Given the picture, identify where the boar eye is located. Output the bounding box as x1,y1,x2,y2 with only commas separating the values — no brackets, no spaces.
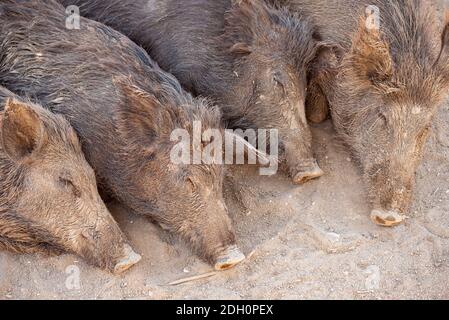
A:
273,75,284,88
417,126,431,142
377,111,388,125
272,71,286,88
186,177,196,192
59,177,81,198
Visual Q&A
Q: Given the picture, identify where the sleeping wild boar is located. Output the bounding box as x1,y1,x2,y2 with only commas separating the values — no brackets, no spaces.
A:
0,86,141,273
274,0,449,226
59,0,329,184
0,0,253,270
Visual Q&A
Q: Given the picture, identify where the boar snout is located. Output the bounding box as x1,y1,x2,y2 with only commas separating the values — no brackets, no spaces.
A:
211,208,245,271
113,243,142,274
284,140,324,184
79,226,141,273
76,205,141,273
290,158,324,185
213,245,245,271
370,210,406,227
179,199,244,270
366,163,415,227
283,123,323,184
206,209,245,271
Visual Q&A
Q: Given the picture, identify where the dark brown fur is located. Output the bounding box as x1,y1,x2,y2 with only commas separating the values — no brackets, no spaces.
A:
0,0,245,267
59,0,329,183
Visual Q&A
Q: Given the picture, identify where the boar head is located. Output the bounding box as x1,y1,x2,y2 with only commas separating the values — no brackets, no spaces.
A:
331,7,449,226
224,0,328,184
114,79,249,270
0,98,140,273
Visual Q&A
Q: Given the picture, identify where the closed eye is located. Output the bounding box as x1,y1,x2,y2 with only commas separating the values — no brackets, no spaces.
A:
417,126,430,142
379,110,387,123
273,74,285,88
187,177,195,189
59,177,81,198
374,110,388,128
273,75,287,96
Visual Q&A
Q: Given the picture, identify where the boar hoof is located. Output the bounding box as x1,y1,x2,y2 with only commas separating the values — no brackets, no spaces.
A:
214,246,245,271
370,210,406,227
113,244,142,274
292,160,324,185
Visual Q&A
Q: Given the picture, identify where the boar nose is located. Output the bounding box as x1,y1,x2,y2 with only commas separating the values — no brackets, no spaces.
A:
113,244,142,274
80,228,141,273
213,245,245,271
79,209,141,273
370,209,406,227
291,159,324,184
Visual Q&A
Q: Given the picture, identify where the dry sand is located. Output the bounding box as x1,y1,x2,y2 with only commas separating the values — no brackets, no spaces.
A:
1,0,449,300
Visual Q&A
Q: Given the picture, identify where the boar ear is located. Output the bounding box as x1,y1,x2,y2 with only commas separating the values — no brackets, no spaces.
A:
1,99,46,162
348,20,398,93
226,0,267,56
113,78,176,150
309,43,342,82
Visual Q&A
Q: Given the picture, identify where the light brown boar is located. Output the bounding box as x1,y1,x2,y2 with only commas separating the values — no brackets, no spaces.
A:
276,0,449,226
0,87,141,273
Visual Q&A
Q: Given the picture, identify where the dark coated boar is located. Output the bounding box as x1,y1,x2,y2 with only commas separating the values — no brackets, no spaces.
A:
0,0,248,270
59,0,328,184
274,0,449,226
0,86,141,273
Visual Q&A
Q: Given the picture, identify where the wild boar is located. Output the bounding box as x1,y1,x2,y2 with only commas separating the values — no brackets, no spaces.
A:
0,0,250,270
0,86,141,273
58,0,328,184
274,0,449,226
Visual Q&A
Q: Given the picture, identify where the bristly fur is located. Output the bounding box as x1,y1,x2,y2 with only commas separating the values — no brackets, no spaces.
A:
56,0,328,184
223,0,321,74
282,0,449,217
0,210,65,255
339,0,449,109
0,0,242,266
0,86,81,255
0,0,223,191
57,0,322,125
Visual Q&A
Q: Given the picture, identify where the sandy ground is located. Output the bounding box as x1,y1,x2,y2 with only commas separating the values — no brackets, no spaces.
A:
1,1,449,300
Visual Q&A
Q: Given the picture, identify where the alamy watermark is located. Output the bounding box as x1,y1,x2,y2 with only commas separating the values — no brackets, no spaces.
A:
65,5,80,30
64,4,381,31
364,265,380,291
65,265,81,290
170,121,279,175
366,5,380,31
